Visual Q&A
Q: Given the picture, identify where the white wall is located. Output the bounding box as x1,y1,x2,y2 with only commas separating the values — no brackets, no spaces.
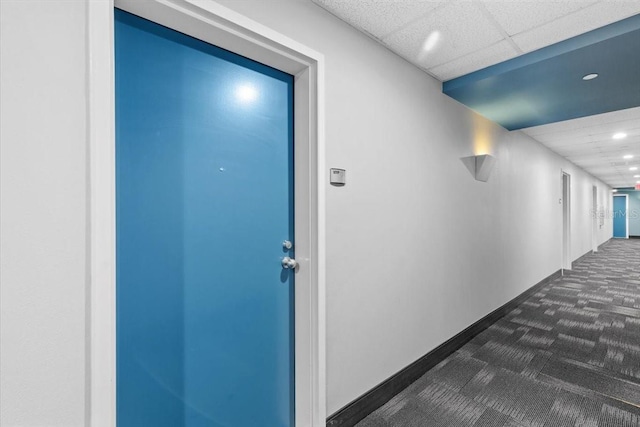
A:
213,0,613,415
0,1,88,426
0,0,613,424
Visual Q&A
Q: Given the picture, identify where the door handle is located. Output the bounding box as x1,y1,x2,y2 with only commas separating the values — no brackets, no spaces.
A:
281,257,298,270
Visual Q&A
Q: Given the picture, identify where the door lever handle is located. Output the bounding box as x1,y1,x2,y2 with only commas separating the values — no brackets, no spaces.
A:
281,257,298,270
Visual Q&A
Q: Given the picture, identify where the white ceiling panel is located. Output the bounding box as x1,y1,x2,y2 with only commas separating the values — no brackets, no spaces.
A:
553,144,600,155
523,107,640,187
311,0,640,187
568,152,632,162
314,0,444,40
313,0,640,81
593,171,624,177
536,133,638,148
481,0,596,37
592,147,638,156
382,1,503,70
511,2,640,53
429,40,518,80
534,134,599,146
525,108,640,137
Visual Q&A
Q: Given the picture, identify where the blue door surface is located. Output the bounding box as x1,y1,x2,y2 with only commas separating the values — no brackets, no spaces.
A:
613,196,627,238
115,10,294,427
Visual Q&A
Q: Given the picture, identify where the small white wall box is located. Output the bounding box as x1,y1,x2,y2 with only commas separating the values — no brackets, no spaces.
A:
330,168,346,186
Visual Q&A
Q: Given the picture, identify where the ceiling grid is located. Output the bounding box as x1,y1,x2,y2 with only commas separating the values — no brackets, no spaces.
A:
312,0,640,188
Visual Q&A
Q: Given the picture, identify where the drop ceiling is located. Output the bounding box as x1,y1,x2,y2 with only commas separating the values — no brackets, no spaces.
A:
311,0,640,188
443,14,640,130
524,107,640,189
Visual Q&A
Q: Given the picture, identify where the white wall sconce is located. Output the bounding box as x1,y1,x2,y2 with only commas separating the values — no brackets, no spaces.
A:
461,154,496,182
474,154,496,182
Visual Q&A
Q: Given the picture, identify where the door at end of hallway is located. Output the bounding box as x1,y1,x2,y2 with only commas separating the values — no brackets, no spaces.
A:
613,194,628,238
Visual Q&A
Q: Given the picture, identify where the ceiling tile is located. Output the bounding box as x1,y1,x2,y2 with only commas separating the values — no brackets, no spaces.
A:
312,0,639,188
524,107,640,187
537,134,636,148
313,0,443,40
382,2,504,69
481,0,595,37
429,40,518,80
523,107,640,137
511,1,640,53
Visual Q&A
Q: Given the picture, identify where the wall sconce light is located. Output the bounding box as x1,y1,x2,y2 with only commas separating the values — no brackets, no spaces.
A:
461,154,496,182
474,154,496,182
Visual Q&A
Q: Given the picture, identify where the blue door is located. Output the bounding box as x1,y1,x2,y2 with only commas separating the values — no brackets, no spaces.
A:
115,10,294,427
613,195,627,238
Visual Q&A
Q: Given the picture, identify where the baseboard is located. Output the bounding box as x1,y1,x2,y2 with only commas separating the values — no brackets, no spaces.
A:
630,236,640,239
326,269,562,427
572,250,593,267
598,238,613,250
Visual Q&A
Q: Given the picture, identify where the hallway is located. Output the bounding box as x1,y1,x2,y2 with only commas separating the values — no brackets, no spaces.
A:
358,239,640,427
4,2,640,425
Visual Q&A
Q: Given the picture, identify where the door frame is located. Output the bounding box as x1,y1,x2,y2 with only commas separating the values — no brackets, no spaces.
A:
613,194,629,239
87,1,326,426
561,171,572,271
592,185,598,252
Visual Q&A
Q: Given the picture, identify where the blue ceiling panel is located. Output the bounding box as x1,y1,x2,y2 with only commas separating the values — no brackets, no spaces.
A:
443,14,640,131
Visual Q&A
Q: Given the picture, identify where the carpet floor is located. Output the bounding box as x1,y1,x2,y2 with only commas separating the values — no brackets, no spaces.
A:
356,239,640,427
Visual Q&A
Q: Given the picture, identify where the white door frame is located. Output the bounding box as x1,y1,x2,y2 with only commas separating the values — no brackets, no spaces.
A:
592,185,598,252
561,171,572,271
87,1,326,425
613,194,630,239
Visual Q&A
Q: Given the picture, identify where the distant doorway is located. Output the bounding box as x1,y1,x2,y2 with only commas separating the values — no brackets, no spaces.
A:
613,194,629,238
562,172,571,271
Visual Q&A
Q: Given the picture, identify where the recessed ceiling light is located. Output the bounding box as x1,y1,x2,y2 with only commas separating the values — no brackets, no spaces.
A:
634,175,640,178
623,154,634,159
630,167,638,171
582,73,598,81
613,132,627,140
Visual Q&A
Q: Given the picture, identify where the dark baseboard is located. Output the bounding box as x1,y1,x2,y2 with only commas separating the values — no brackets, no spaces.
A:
598,238,613,250
630,236,640,239
326,269,562,427
571,250,593,268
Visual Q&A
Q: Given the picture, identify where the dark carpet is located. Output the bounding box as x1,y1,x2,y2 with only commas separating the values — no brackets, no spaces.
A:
357,239,640,427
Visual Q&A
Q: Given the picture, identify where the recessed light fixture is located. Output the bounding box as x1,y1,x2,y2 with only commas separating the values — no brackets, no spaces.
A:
634,175,640,178
582,73,598,81
623,154,634,159
613,132,627,140
630,167,638,171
